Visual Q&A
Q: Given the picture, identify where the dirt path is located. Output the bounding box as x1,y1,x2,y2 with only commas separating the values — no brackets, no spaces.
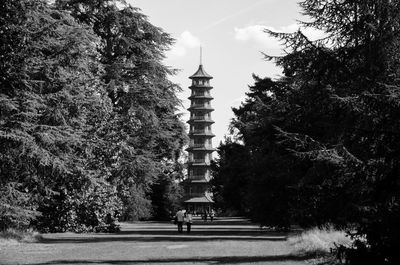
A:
0,217,310,265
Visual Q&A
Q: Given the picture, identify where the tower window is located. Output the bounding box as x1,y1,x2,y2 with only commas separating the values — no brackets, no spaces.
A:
194,168,204,176
194,138,203,145
194,153,203,160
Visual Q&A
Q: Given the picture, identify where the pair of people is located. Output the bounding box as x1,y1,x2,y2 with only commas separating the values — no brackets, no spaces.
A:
175,209,193,233
202,209,215,222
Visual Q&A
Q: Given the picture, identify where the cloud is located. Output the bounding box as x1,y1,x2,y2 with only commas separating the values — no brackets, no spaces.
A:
235,25,280,49
234,23,326,49
180,31,201,48
167,31,202,58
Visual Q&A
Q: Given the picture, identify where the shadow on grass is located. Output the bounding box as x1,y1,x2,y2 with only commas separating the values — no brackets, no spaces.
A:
39,217,294,245
38,254,314,264
41,234,286,244
117,229,285,236
40,227,288,244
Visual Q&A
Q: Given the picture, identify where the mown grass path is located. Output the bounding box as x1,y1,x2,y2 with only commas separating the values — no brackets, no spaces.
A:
0,217,310,265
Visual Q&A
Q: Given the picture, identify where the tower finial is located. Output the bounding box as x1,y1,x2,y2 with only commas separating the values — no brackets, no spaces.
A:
200,46,202,65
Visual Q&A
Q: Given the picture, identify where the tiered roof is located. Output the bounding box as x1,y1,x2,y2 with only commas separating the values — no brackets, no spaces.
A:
189,64,213,79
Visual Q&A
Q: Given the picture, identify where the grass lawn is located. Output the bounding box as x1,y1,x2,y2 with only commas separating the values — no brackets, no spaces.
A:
0,217,313,265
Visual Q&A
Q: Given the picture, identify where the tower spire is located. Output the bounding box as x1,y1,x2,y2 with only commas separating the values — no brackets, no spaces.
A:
200,46,202,65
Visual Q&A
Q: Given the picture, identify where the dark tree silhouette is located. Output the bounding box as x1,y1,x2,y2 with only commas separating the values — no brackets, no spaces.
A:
214,0,400,263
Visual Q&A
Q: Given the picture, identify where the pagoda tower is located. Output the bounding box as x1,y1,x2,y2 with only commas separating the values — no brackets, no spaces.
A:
183,61,215,213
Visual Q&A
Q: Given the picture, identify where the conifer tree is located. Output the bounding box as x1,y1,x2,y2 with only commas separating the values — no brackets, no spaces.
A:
0,0,121,232
1,0,187,230
55,0,187,220
219,0,400,263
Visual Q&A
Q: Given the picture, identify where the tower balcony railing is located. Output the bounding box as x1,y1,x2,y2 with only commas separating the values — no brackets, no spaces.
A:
189,144,213,148
191,92,210,97
190,129,213,134
190,103,211,108
192,159,205,163
189,159,210,164
191,116,212,120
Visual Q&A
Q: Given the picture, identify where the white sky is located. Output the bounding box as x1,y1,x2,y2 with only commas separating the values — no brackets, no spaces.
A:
127,0,317,146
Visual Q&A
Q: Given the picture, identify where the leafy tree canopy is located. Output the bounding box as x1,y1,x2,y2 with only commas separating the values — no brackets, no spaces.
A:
1,0,187,231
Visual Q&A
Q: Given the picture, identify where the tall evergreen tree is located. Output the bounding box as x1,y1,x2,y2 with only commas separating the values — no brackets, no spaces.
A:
211,137,251,215
217,0,400,263
1,0,187,230
0,0,121,232
55,0,187,220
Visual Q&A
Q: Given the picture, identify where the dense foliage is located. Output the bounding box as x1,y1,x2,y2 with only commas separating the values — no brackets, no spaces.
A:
150,162,184,221
210,137,250,216
1,0,186,232
212,0,400,264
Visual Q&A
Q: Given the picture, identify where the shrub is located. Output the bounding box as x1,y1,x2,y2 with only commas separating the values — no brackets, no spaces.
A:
36,180,122,233
289,225,352,256
0,228,42,243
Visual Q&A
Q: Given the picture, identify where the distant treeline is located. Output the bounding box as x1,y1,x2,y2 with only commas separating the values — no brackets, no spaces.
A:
211,0,400,264
0,0,187,233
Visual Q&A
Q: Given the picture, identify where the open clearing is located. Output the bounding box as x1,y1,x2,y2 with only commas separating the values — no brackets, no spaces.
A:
0,217,311,265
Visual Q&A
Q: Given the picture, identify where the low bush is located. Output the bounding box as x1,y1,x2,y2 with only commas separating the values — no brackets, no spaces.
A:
36,180,122,233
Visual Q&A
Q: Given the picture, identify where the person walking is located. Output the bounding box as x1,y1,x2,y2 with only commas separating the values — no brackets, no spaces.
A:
185,210,193,233
210,209,215,222
175,209,184,233
203,209,207,221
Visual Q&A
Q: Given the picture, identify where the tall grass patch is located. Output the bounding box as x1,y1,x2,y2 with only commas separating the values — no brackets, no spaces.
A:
289,225,352,256
0,228,42,244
